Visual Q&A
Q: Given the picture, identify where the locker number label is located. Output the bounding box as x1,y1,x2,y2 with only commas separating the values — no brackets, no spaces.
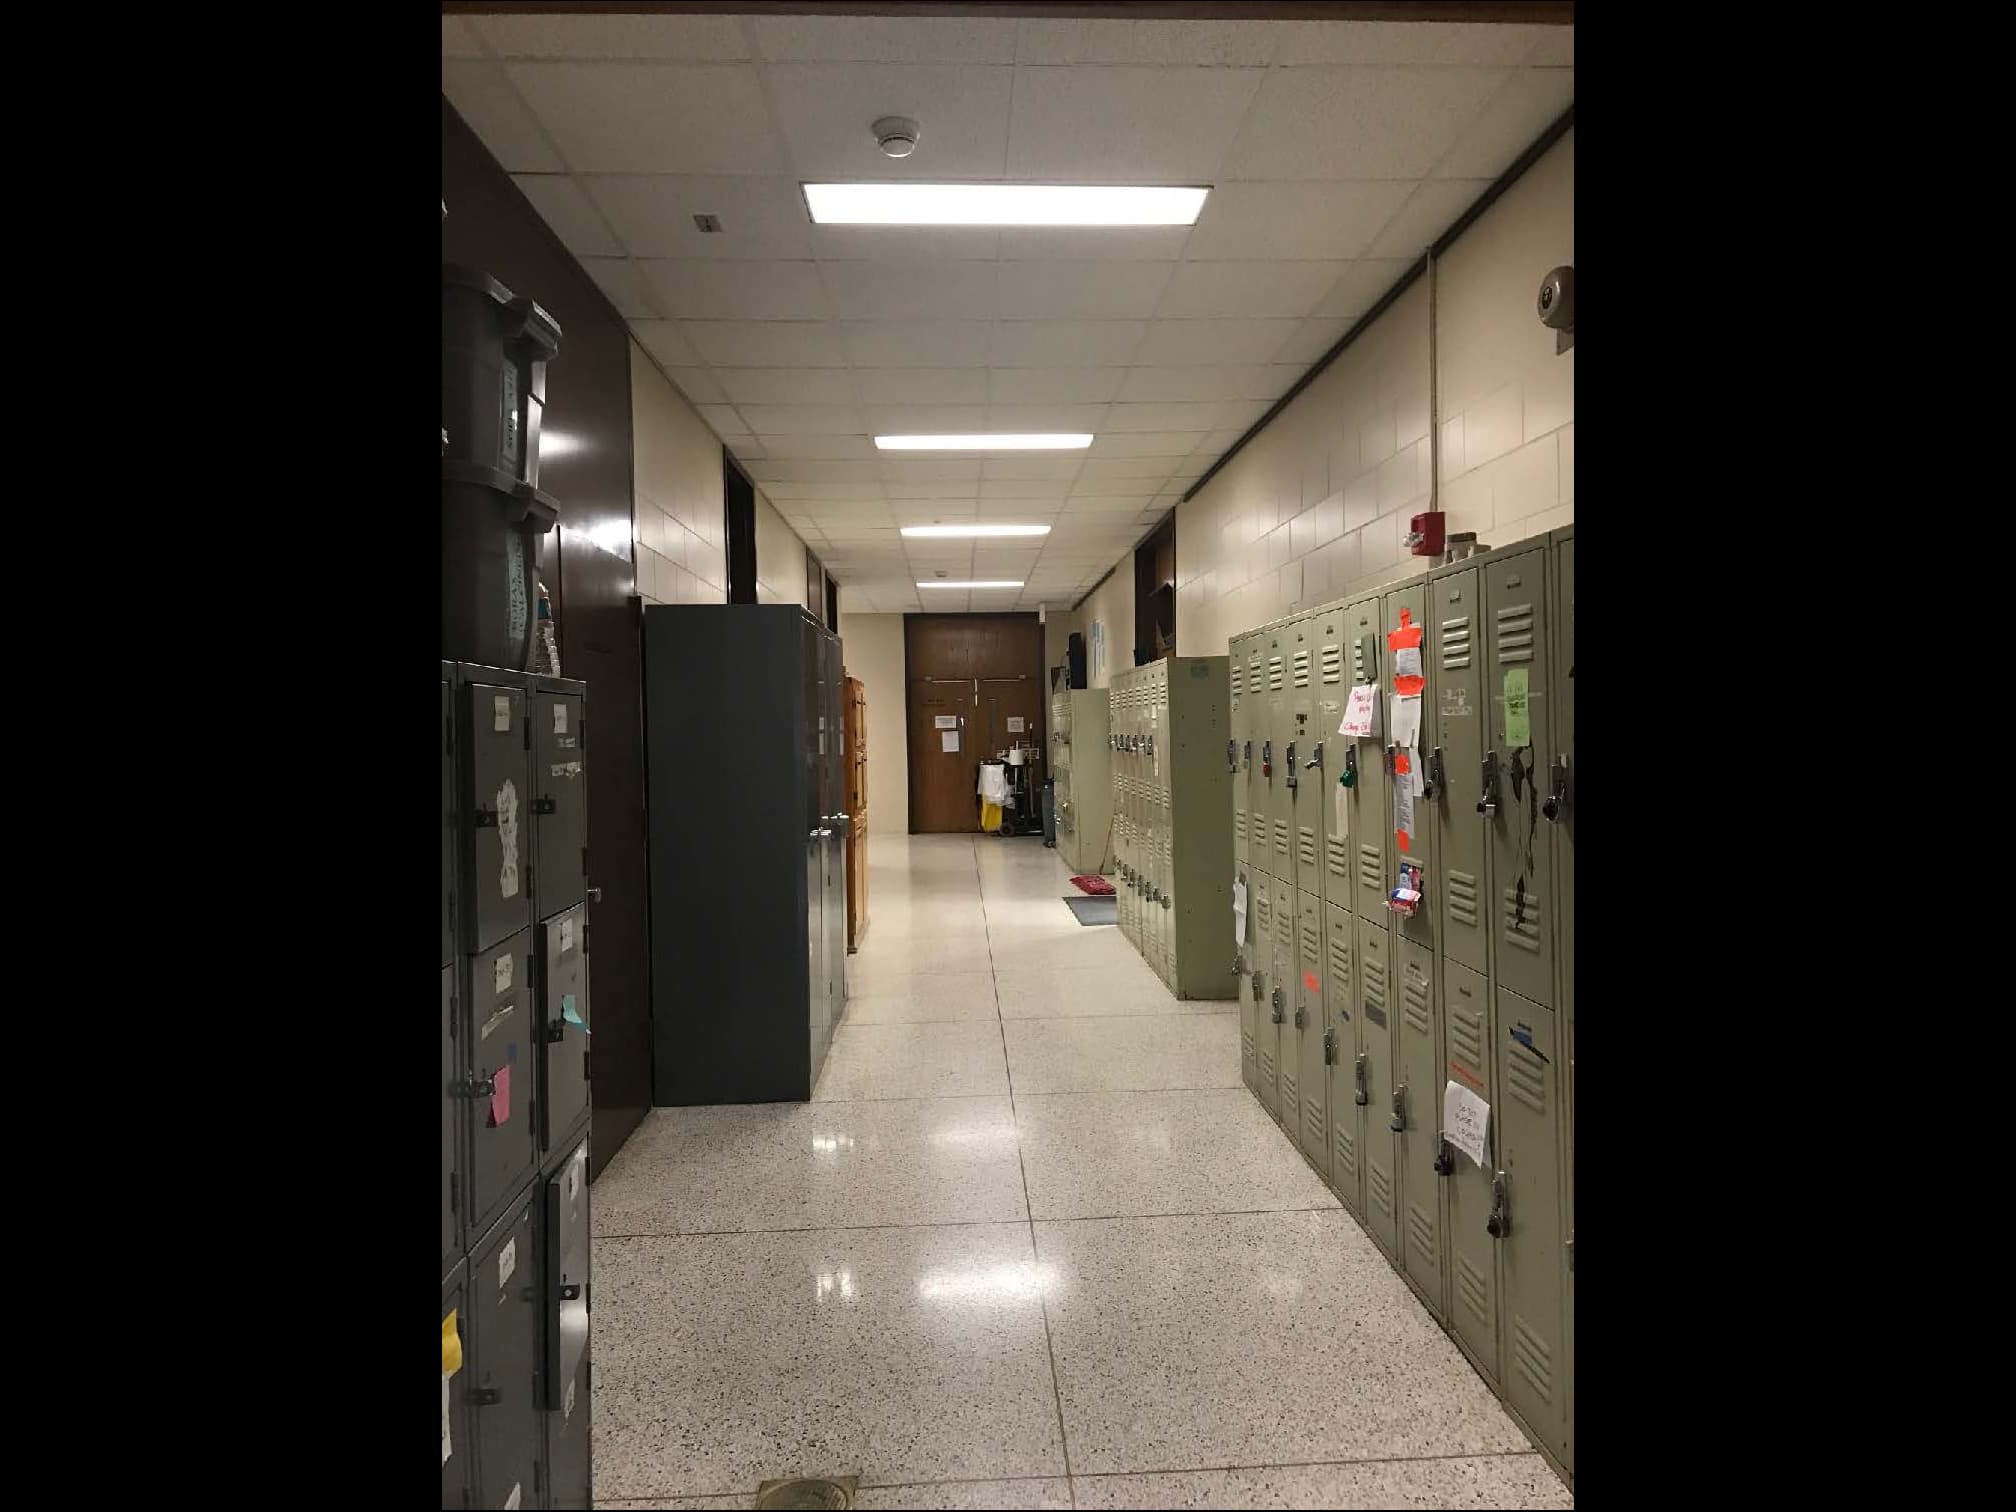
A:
559,918,575,955
492,694,512,733
552,703,568,735
494,953,514,995
498,1238,517,1289
934,715,958,729
1439,686,1472,718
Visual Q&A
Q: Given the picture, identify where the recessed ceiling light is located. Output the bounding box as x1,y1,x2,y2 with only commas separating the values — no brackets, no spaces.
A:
876,434,1093,451
804,183,1209,227
900,524,1051,538
917,580,1023,590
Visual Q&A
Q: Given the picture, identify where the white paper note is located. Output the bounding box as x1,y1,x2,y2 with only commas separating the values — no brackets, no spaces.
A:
498,1238,517,1289
1393,646,1423,682
1443,1080,1491,1166
934,715,958,729
941,730,961,753
1389,694,1423,749
1233,878,1248,944
492,694,512,733
1409,750,1426,797
442,1375,452,1466
552,703,568,735
1393,772,1415,847
493,953,513,994
1007,716,1025,733
1340,684,1380,737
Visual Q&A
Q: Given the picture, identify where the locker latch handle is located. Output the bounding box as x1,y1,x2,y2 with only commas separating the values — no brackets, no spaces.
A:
1353,1053,1369,1105
1293,1003,1306,1029
1487,1171,1510,1238
1424,746,1442,800
1252,969,1266,999
1389,1085,1407,1133
1306,741,1323,775
1433,1136,1455,1176
1477,750,1501,816
1383,744,1397,777
1284,741,1298,789
1160,894,1171,910
453,1074,497,1099
558,1283,582,1301
530,797,558,815
1269,986,1285,1025
1339,744,1356,789
1242,739,1252,771
1323,1028,1336,1065
1226,739,1239,775
1542,754,1570,821
470,807,499,828
470,1387,503,1406
1260,740,1273,778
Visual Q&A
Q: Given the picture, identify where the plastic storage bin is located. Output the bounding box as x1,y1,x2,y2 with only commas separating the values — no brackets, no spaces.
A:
443,461,559,671
443,264,561,487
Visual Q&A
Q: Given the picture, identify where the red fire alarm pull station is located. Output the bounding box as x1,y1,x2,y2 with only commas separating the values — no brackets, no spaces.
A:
1404,510,1446,558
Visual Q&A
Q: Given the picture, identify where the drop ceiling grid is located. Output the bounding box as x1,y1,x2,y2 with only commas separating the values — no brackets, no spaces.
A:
445,13,1571,609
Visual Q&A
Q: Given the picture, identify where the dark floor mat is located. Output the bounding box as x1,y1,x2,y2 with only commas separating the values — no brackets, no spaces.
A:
1062,895,1118,927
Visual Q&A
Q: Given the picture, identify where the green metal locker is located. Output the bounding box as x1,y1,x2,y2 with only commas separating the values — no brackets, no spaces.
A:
1260,623,1290,879
1484,547,1555,1009
1237,864,1260,1097
1283,612,1323,905
1309,604,1347,904
1442,958,1500,1384
1428,563,1489,975
1322,903,1361,1215
1550,524,1574,1474
1382,578,1438,958
1253,875,1280,1119
1228,635,1251,868
1294,886,1330,1181
1396,935,1445,1319
1050,688,1113,878
1242,637,1266,874
1494,988,1568,1463
1272,874,1300,1135
1355,914,1399,1259
1340,595,1389,923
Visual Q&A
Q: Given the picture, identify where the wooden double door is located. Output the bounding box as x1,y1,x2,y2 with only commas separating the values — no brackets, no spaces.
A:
904,615,1047,834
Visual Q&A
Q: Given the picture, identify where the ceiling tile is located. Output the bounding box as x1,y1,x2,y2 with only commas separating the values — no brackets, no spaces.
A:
584,175,814,260
989,321,1146,367
695,404,745,434
813,226,1000,261
979,479,1069,500
1224,66,1505,180
982,457,1085,480
768,64,1012,178
886,483,978,500
1366,180,1488,260
1006,66,1264,180
1080,457,1181,480
475,13,752,59
840,320,992,368
1131,19,1283,67
631,320,701,367
997,261,1172,321
1104,402,1224,432
1272,318,1353,365
985,404,1109,432
1135,318,1301,365
752,14,1017,64
443,62,564,172
867,404,991,434
1181,180,1413,261
882,460,982,481
1215,400,1272,430
681,320,846,367
757,436,877,460
639,260,829,321
747,460,883,483
511,174,624,258
996,226,1192,262
1013,18,1136,65
579,258,658,318
664,367,726,404
1527,28,1575,67
988,367,1126,405
1315,259,1414,319
822,260,999,321
508,63,783,174
759,481,886,500
442,18,486,58
1117,365,1291,402
715,369,856,406
1155,261,1347,319
1088,431,1207,457
1434,68,1574,180
736,404,865,435
851,368,991,405
1274,20,1548,66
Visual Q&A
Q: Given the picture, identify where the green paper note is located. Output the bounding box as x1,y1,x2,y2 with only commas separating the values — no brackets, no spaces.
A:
1503,668,1530,747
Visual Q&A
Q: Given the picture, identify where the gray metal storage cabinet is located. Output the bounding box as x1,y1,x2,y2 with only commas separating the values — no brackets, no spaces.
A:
1049,687,1112,876
642,604,847,1104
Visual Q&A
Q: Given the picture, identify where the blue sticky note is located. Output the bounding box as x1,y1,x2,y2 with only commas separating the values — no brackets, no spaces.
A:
562,995,589,1034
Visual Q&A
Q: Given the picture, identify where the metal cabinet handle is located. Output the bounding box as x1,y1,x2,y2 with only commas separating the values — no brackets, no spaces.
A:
1306,741,1323,774
1160,894,1171,910
1284,741,1299,790
453,1074,497,1099
1269,986,1285,1025
1242,739,1252,771
1339,744,1357,789
470,807,498,829
1383,744,1397,777
1542,754,1570,821
1261,740,1273,778
1353,1053,1369,1106
1433,1136,1455,1176
1293,1002,1307,1029
1226,739,1238,774
1252,969,1266,998
1323,1028,1336,1065
1426,746,1444,800
1487,1170,1510,1238
529,796,558,815
558,1283,583,1301
1389,1085,1406,1133
1477,750,1500,816
469,1387,503,1407
810,828,831,839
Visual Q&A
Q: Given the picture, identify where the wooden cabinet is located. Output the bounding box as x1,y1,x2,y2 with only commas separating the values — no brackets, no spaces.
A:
844,675,868,952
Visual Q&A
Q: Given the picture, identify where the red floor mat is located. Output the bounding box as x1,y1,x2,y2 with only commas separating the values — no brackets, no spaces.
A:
1069,874,1115,895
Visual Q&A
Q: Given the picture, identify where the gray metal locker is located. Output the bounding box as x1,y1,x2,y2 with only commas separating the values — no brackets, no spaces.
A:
1260,624,1289,878
1310,604,1347,904
530,682,586,919
1228,637,1250,868
1395,936,1444,1318
1294,887,1330,1182
542,1140,592,1511
538,905,590,1156
1428,565,1489,975
1252,875,1280,1119
1382,579,1438,958
1355,914,1399,1259
1494,988,1568,1462
1284,612,1323,903
1484,549,1555,1008
465,928,537,1244
1272,875,1299,1132
443,965,460,1273
457,676,532,955
443,672,455,970
1550,524,1574,1472
1340,596,1389,923
1241,638,1265,875
1443,959,1500,1383
1322,903,1360,1216
444,1261,471,1511
470,1190,541,1512
1236,866,1260,1098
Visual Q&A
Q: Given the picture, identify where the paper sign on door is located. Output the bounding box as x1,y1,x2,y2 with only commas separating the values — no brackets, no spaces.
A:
1232,878,1248,944
1442,1080,1491,1166
1007,716,1025,733
1503,668,1531,748
941,730,961,753
934,715,958,729
1339,684,1379,737
1387,609,1426,697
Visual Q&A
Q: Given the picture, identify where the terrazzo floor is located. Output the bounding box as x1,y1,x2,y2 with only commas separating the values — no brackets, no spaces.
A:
590,834,1572,1511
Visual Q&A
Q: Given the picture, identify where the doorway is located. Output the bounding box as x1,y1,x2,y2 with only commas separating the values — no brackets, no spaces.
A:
903,614,1046,834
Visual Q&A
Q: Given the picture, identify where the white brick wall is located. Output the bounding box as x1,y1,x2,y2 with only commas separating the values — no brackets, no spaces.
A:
630,339,728,607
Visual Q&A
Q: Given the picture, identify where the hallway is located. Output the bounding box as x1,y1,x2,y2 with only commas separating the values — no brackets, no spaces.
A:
589,835,1572,1510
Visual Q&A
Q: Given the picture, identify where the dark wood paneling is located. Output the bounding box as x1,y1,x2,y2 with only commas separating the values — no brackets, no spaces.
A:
444,98,651,1179
446,3,1574,22
903,614,1047,832
905,613,1045,682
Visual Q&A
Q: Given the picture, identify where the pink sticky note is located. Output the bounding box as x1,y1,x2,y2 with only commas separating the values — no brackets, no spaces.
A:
488,1065,512,1127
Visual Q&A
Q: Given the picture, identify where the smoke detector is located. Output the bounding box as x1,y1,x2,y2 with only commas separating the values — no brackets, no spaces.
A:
873,116,921,159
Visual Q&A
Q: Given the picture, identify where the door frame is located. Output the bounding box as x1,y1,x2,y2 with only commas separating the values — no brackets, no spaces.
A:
901,612,1048,834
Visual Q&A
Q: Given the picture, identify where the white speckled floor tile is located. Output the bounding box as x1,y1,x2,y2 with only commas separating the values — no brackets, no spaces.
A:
1015,1090,1339,1220
856,1478,1077,1509
988,925,1138,970
592,1224,1065,1500
1068,1455,1573,1508
855,902,993,942
1004,1015,1241,1093
592,1098,1027,1234
995,962,1228,1019
847,934,998,986
814,1021,1010,1101
1035,1210,1528,1474
842,971,1001,1025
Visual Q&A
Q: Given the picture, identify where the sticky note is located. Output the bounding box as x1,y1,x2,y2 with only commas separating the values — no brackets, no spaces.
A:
441,1310,463,1376
562,995,589,1034
488,1064,511,1126
1503,668,1530,747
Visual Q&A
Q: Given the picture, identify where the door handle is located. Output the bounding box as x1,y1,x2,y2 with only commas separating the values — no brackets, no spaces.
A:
1389,1085,1407,1133
1284,741,1298,790
1426,746,1444,800
1242,740,1252,771
1339,744,1356,789
1477,750,1500,816
1353,1053,1369,1106
1269,986,1285,1025
1542,754,1570,821
1487,1170,1510,1238
1306,741,1323,776
1260,740,1273,778
1433,1135,1455,1176
1226,739,1238,774
1293,1002,1306,1029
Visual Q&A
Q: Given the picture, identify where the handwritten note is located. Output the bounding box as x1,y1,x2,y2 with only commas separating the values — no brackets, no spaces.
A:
1443,1080,1491,1166
1390,694,1422,749
1503,668,1530,747
1340,684,1379,738
1233,878,1248,944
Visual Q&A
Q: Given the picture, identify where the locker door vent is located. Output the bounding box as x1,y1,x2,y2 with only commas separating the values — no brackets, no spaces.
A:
1358,843,1383,893
1248,657,1262,692
1255,894,1271,933
1260,1046,1277,1082
1274,908,1293,952
1449,870,1481,929
1326,836,1350,879
1507,1039,1549,1114
1441,615,1472,669
1407,1204,1438,1264
1352,642,1365,681
1234,809,1247,845
1494,604,1535,664
1292,650,1311,688
1402,976,1432,1036
1512,1316,1556,1404
1268,657,1285,691
1242,1028,1255,1062
1328,932,1352,983
1334,1121,1358,1179
1501,886,1543,954
1297,826,1318,869
1303,1095,1324,1150
1363,958,1387,1019
1274,820,1291,860
1301,916,1321,963
1457,1254,1492,1325
1230,664,1243,696
1281,1069,1300,1119
1448,1007,1485,1080
1368,1162,1395,1216
1320,643,1344,684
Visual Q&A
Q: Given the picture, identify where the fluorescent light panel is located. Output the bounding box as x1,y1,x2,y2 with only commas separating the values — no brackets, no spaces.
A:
876,433,1092,451
918,580,1023,590
804,183,1208,227
900,524,1051,538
